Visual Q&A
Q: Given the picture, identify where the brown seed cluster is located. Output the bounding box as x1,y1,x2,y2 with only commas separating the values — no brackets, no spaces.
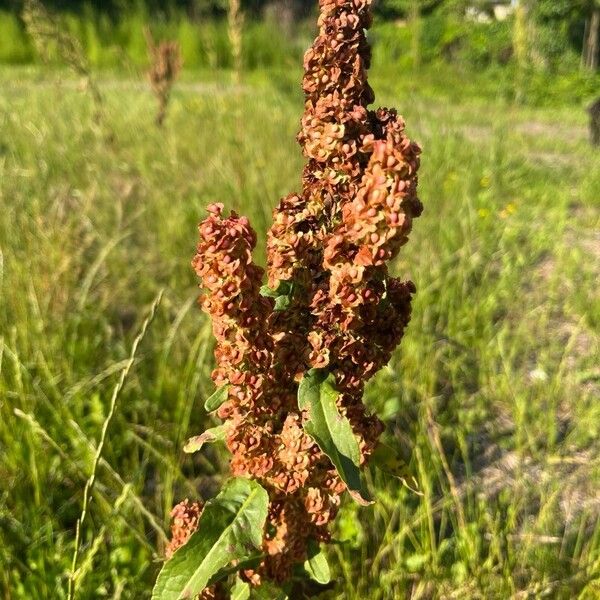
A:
146,31,182,126
166,499,203,559
180,0,422,591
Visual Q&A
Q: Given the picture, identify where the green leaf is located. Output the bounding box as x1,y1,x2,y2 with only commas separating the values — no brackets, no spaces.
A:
260,284,277,298
273,294,291,311
183,425,227,454
303,540,331,584
370,442,421,495
207,553,264,586
231,577,250,600
370,442,411,478
152,478,269,600
298,369,373,506
259,281,292,298
204,385,229,413
250,582,289,599
260,281,293,312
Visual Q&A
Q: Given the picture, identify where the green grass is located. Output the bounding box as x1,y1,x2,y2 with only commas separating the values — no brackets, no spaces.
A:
0,9,312,70
0,64,599,599
3,6,600,107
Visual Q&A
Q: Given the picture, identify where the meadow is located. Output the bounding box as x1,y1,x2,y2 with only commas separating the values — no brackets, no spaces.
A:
0,56,599,598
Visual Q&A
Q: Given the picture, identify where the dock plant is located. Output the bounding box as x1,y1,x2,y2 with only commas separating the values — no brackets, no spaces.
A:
153,0,422,596
146,30,182,127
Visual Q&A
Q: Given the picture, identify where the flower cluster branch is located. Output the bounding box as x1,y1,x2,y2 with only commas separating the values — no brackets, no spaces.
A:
171,0,422,594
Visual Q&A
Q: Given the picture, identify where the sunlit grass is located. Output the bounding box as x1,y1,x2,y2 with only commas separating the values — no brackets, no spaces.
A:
0,67,598,598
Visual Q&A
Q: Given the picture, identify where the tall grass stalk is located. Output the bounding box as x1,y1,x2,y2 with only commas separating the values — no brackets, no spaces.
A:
513,0,529,103
67,290,164,600
409,0,422,70
228,0,244,84
22,0,104,122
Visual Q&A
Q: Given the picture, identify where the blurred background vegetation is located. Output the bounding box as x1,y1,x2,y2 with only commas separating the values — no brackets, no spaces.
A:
0,0,599,104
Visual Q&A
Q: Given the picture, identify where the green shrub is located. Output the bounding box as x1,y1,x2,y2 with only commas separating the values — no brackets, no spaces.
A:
0,11,34,63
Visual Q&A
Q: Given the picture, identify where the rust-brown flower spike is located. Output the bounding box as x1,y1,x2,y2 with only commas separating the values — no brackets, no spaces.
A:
146,30,182,127
181,0,422,592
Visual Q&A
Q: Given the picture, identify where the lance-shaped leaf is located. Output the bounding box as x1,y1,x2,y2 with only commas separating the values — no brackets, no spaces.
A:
298,369,373,506
204,385,229,413
152,478,269,600
303,540,331,584
183,425,227,454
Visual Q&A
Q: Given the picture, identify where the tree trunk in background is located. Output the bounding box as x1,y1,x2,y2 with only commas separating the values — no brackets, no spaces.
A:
589,98,600,146
585,8,599,71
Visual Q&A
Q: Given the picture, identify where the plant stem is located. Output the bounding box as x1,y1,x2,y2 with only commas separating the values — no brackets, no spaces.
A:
67,290,164,600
